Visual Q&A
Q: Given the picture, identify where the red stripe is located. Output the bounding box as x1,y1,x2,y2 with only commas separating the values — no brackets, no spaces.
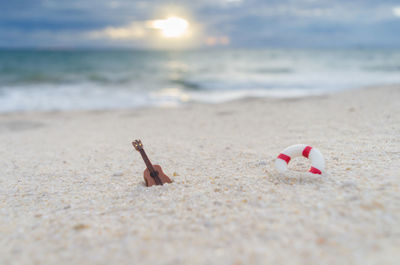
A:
302,146,312,158
309,167,322,174
277,153,291,164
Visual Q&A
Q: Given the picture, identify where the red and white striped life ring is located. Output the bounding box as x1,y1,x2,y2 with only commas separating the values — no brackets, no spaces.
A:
275,144,325,174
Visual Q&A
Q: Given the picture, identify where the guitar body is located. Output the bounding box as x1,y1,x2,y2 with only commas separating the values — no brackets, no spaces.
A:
133,140,172,187
143,165,172,187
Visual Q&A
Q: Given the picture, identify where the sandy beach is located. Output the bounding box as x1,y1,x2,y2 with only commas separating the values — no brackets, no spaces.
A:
0,85,399,265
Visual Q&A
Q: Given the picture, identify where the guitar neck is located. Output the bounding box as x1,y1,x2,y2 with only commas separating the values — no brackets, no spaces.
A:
139,149,155,173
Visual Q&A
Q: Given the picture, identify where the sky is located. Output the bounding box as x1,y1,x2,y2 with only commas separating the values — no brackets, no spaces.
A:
1,0,400,49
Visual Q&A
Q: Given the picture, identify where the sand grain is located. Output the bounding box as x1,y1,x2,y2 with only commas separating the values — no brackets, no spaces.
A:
0,86,399,265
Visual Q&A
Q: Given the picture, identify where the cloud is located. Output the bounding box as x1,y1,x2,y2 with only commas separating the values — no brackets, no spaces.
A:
1,0,400,48
85,17,204,49
393,7,400,17
89,22,147,40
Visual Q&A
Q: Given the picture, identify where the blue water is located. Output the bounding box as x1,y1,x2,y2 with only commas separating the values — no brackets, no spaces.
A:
1,49,400,112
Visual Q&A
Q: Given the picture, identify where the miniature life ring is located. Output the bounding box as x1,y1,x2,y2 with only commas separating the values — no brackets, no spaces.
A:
275,144,325,174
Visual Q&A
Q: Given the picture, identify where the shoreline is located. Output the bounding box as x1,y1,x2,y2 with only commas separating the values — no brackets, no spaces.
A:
1,84,399,265
0,83,397,116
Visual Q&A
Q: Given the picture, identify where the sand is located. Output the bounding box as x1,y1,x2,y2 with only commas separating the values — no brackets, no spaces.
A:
0,85,399,265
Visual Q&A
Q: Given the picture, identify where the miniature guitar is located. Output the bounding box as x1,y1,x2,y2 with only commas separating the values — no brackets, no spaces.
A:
132,140,172,187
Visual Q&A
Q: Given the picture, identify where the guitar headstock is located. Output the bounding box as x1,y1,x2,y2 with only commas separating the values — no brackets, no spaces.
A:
132,139,143,151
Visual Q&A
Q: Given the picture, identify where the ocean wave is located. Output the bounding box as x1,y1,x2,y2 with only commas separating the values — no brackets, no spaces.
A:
250,67,294,74
363,66,400,72
169,78,202,90
0,83,152,112
0,71,141,87
9,73,68,84
87,73,132,84
1,49,400,112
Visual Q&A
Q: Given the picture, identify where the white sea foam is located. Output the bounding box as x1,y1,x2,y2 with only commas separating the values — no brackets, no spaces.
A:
1,49,400,112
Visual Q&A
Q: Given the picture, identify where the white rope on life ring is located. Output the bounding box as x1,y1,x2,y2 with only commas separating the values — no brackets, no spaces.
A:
275,144,325,174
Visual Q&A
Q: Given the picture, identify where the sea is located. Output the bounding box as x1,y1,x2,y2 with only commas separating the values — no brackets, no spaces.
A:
0,48,400,112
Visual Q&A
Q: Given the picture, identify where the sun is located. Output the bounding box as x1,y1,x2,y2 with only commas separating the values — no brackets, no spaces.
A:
151,17,189,38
